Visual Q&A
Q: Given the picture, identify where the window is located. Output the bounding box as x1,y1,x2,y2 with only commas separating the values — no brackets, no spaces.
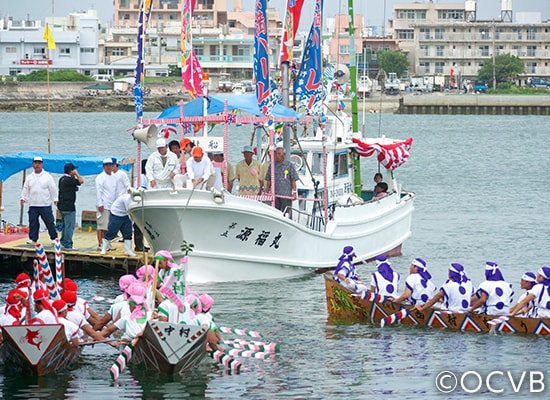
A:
436,45,444,57
513,28,522,40
397,10,426,19
80,48,95,53
480,45,489,57
525,62,536,74
333,153,348,177
438,10,464,20
419,62,430,74
33,47,46,56
339,45,350,54
511,45,522,57
112,48,125,56
434,28,444,40
527,28,536,40
5,47,16,53
434,62,444,74
60,48,71,55
527,46,536,57
420,28,430,40
122,13,130,20
194,46,204,56
237,46,249,56
496,45,504,56
420,45,429,57
119,0,130,7
397,30,414,40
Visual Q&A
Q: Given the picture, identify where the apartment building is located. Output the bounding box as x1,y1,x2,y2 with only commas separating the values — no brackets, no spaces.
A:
391,0,550,85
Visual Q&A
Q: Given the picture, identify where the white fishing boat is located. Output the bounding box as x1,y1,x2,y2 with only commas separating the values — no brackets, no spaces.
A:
126,0,415,283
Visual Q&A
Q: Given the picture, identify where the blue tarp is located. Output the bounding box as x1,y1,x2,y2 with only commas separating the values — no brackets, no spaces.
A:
155,94,301,119
0,152,132,182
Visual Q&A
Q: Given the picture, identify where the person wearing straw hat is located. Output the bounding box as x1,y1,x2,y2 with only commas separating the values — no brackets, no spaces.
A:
509,266,550,318
469,261,514,315
145,138,178,189
235,145,263,196
20,156,58,245
389,258,436,306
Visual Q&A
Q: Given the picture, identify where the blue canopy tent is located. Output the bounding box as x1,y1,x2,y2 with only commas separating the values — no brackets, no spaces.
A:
155,94,301,119
0,152,132,183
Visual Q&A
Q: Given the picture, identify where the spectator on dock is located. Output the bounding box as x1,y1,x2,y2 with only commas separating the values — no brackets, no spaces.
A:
20,156,58,245
95,158,118,250
58,162,83,251
145,138,178,189
112,159,130,198
100,191,136,257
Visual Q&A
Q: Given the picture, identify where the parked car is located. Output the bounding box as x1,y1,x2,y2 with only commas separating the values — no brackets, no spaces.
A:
528,77,550,89
473,80,488,93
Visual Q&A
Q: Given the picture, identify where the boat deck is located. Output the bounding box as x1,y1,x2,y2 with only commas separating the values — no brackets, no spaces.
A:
0,229,150,274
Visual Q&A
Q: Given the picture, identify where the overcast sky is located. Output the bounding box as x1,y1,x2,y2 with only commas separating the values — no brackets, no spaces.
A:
1,0,549,30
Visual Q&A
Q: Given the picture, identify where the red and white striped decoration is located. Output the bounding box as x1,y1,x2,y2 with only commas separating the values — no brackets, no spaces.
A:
487,315,510,326
210,350,242,373
219,326,263,338
225,348,271,360
54,238,63,295
360,291,387,303
352,137,413,170
380,309,410,327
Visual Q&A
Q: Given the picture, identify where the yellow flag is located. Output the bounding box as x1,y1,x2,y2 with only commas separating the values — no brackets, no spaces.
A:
43,24,56,50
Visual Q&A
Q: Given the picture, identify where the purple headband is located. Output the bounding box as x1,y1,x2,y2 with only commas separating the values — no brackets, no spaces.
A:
485,261,505,281
377,258,394,282
449,263,464,283
412,258,431,281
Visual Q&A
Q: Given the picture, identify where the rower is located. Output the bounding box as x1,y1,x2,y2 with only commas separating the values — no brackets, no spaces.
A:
469,262,514,315
333,246,368,293
389,258,436,306
514,272,537,318
415,263,470,313
509,266,550,318
52,299,81,346
370,256,400,298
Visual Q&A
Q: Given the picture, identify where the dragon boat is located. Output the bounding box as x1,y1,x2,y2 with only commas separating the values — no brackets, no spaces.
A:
325,273,550,335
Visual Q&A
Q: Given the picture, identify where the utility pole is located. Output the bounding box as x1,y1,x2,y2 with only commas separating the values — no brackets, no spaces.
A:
493,19,497,90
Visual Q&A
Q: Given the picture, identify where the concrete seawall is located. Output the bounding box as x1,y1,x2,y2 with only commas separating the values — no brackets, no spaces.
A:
397,93,550,115
1,82,549,114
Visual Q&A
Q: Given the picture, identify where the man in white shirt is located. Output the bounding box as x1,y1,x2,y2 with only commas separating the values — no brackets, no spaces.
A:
145,138,178,189
95,158,118,249
20,156,58,245
186,146,213,189
100,192,136,256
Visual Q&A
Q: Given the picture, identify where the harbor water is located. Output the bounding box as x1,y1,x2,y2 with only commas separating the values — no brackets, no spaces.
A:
0,111,549,398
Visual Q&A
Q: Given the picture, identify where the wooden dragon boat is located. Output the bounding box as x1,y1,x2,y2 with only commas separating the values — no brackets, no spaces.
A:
129,321,208,374
324,273,550,335
0,324,81,375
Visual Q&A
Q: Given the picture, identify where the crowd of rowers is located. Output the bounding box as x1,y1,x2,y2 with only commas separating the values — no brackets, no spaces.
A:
334,246,550,318
0,250,222,350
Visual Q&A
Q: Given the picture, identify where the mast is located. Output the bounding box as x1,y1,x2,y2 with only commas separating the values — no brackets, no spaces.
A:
347,0,362,196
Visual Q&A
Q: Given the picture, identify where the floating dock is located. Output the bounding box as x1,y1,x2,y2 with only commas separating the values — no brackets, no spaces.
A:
0,230,151,275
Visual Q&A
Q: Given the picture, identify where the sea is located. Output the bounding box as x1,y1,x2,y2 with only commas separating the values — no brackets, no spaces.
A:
0,110,549,399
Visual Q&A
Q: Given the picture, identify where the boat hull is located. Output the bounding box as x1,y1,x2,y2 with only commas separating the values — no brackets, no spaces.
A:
325,273,550,335
130,321,207,374
1,324,81,375
129,188,415,283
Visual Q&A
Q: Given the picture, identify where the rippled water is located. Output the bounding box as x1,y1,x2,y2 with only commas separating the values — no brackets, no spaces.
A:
0,111,549,398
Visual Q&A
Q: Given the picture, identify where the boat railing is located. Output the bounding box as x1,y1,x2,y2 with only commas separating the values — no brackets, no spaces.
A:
285,207,326,232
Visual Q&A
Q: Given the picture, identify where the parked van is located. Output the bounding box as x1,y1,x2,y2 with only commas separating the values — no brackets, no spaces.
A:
92,74,114,82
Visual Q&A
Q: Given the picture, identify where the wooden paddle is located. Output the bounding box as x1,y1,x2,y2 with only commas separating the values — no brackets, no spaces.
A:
110,260,160,380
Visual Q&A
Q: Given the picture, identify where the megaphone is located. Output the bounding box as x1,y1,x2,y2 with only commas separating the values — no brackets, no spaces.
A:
335,64,350,85
132,124,158,149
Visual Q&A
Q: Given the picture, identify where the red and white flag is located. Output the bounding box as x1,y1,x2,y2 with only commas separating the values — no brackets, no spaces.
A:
353,137,413,170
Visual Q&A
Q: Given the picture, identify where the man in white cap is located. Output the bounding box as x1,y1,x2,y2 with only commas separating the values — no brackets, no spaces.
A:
235,145,263,196
95,157,118,249
20,156,58,245
145,138,178,189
